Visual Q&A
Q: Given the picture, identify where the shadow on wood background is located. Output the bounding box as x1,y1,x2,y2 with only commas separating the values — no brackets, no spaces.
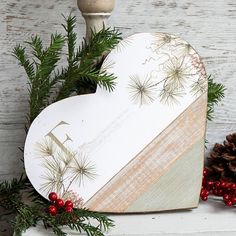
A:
0,0,236,235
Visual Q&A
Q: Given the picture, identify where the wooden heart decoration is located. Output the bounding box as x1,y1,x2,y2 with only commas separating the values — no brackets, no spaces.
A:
24,33,208,213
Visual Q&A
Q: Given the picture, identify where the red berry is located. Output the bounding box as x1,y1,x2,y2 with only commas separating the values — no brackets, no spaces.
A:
213,189,218,195
65,206,73,213
225,182,231,189
231,197,236,204
204,190,209,196
65,200,74,208
203,168,208,177
48,192,58,202
55,199,64,208
48,205,57,216
223,194,230,201
215,181,221,188
217,189,224,196
200,189,205,197
231,184,236,189
202,179,206,186
200,189,209,197
220,182,227,188
206,181,214,190
225,200,233,207
227,188,232,192
201,196,208,201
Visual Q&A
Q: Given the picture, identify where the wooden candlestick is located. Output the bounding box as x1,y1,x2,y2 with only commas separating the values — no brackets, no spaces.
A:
77,0,115,40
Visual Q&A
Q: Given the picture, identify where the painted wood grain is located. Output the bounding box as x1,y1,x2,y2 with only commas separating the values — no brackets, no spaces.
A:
86,94,207,212
126,138,204,212
0,0,236,233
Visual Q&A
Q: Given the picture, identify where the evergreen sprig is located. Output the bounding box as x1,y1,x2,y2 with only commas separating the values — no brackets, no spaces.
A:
62,14,77,68
11,199,114,236
13,203,39,236
12,14,121,122
13,33,65,122
0,175,28,196
207,75,226,121
78,26,122,70
56,15,121,100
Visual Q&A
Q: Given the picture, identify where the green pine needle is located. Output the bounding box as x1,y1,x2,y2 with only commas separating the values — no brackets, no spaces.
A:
26,35,44,61
207,75,226,121
56,19,121,100
78,26,122,70
7,197,113,236
12,46,35,81
0,174,29,196
13,204,39,236
13,33,65,122
13,15,122,121
62,14,77,68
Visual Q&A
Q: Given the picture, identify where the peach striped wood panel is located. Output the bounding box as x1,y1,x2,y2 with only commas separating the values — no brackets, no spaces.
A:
85,93,207,212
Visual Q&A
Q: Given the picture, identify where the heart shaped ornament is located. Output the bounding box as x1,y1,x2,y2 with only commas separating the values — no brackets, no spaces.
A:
24,33,207,213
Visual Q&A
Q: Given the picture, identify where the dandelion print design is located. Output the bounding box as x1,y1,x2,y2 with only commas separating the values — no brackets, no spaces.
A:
128,75,157,106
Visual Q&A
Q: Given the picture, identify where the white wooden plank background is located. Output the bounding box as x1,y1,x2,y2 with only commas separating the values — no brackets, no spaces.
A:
0,0,236,235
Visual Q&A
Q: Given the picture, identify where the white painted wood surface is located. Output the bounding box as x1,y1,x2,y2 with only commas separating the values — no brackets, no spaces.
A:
1,0,236,234
21,201,236,236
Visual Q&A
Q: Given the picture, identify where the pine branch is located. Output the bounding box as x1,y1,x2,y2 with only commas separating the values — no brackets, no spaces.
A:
62,14,78,68
75,208,114,231
0,177,113,236
13,204,39,236
6,200,114,236
75,27,121,93
78,26,122,70
207,75,225,121
56,20,121,101
74,68,116,95
12,45,35,81
37,33,65,80
26,35,44,61
14,15,121,121
13,33,65,122
55,15,79,101
0,174,29,196
53,209,114,236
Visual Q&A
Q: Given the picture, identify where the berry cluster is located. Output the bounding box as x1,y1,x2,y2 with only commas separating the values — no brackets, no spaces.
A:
47,192,74,216
201,168,236,206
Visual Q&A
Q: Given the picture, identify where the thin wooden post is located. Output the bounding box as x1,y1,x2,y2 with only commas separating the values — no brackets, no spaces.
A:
77,0,115,40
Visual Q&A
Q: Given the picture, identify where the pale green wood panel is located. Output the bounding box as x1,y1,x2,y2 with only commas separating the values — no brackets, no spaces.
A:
127,138,204,212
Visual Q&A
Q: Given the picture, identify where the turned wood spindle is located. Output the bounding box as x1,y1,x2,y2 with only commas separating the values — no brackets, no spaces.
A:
77,0,116,40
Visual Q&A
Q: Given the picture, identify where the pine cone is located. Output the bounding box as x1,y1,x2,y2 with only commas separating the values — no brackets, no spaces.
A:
207,133,236,182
